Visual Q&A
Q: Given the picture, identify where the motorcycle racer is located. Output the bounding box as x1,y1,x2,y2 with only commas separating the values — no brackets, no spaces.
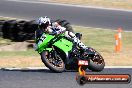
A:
34,16,88,51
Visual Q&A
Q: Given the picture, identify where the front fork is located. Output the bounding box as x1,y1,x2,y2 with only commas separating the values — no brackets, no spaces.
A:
50,46,58,59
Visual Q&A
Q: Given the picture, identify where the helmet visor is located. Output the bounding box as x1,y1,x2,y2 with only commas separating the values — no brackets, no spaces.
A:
40,22,49,29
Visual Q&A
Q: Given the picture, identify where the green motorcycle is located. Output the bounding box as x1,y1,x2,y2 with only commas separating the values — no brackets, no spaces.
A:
35,32,105,73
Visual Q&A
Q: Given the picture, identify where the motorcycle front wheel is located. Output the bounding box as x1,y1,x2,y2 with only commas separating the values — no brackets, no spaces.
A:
41,51,65,73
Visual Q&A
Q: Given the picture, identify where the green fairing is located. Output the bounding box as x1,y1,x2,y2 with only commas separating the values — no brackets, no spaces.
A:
53,38,73,52
37,33,73,53
37,33,54,53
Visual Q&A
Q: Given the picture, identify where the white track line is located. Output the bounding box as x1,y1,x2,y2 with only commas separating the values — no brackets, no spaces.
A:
0,67,49,70
1,66,132,70
6,0,132,12
1,15,132,32
73,25,132,32
0,16,27,20
105,66,132,68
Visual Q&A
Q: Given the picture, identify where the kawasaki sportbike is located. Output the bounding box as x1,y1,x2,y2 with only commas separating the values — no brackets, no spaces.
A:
35,32,105,72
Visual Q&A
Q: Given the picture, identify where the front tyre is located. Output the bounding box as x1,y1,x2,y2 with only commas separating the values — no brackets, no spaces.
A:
41,51,65,73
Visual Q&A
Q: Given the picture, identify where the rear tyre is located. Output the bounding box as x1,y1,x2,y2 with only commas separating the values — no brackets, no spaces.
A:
41,51,65,73
88,53,105,72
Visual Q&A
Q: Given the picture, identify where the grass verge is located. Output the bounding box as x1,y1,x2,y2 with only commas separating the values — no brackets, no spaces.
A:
0,37,14,46
75,26,132,66
45,0,132,10
0,25,132,67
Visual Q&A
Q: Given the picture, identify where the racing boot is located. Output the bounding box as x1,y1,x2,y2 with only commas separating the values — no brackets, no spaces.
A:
73,37,88,51
74,37,96,53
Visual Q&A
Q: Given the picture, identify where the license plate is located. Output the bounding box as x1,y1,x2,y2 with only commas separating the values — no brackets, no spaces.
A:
78,60,88,66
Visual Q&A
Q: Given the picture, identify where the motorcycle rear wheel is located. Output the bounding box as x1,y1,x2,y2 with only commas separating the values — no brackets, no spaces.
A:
41,51,65,73
88,54,105,72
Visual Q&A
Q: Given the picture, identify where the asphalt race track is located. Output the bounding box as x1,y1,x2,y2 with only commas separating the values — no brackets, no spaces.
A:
0,0,132,31
0,68,131,88
0,0,132,88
